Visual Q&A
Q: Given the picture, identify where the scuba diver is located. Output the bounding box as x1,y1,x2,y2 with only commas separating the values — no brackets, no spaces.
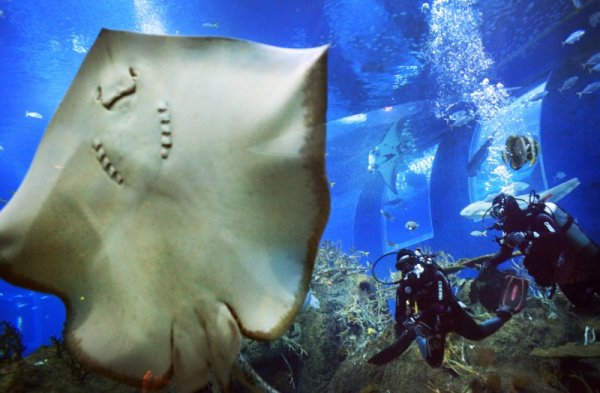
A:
369,248,521,367
479,191,600,309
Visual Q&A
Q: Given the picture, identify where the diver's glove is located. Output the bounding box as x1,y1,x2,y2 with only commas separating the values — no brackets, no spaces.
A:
504,231,529,248
479,258,496,279
495,305,514,321
402,316,418,331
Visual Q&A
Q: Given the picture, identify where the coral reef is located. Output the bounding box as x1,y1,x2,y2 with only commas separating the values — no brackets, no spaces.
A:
0,321,25,363
50,336,91,383
1,242,599,392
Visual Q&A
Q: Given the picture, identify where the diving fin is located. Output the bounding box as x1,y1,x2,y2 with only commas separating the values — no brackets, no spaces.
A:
499,275,528,313
367,330,413,366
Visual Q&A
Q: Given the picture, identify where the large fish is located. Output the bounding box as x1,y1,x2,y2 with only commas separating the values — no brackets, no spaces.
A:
460,178,581,221
467,135,494,177
502,135,539,170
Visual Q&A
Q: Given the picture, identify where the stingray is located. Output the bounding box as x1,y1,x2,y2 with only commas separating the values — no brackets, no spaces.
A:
0,29,329,392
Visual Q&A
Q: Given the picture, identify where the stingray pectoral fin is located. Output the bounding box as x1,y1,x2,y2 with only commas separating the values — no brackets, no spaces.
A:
172,296,242,392
0,29,329,392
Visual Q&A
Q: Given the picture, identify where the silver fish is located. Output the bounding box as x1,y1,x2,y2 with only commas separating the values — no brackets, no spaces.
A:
562,29,585,46
558,76,578,93
386,240,399,248
405,220,419,231
385,197,404,206
467,135,494,177
470,230,487,237
380,209,394,221
527,90,549,102
582,52,600,69
25,111,43,119
577,82,600,98
448,110,469,121
589,63,600,74
447,110,474,128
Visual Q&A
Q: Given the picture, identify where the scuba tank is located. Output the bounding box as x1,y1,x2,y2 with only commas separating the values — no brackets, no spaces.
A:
543,202,600,259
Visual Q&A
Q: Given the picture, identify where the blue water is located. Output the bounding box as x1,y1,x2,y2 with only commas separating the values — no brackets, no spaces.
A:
0,0,599,356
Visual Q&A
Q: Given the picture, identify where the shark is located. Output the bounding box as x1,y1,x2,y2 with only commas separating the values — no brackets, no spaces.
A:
460,177,581,221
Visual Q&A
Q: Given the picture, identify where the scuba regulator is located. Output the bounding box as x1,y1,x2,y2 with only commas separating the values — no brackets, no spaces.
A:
371,248,436,285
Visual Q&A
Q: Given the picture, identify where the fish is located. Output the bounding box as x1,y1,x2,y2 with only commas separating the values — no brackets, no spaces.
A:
380,209,394,221
502,135,539,170
448,111,474,128
526,90,548,103
589,63,600,74
303,290,320,310
385,197,404,206
581,52,600,69
572,0,583,9
405,220,419,231
505,86,523,93
467,135,494,177
558,76,578,93
470,230,487,237
0,29,330,392
368,120,416,194
553,171,566,182
367,147,378,173
590,11,600,28
562,29,585,46
460,177,581,221
386,240,399,248
448,110,469,121
576,81,600,98
202,22,219,29
24,111,43,119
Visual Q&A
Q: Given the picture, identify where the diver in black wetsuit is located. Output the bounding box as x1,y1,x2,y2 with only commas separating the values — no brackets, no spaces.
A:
479,192,600,309
369,249,514,367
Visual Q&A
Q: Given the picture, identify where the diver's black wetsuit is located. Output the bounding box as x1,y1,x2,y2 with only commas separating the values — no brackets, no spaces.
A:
393,262,508,367
482,198,600,308
483,208,566,287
